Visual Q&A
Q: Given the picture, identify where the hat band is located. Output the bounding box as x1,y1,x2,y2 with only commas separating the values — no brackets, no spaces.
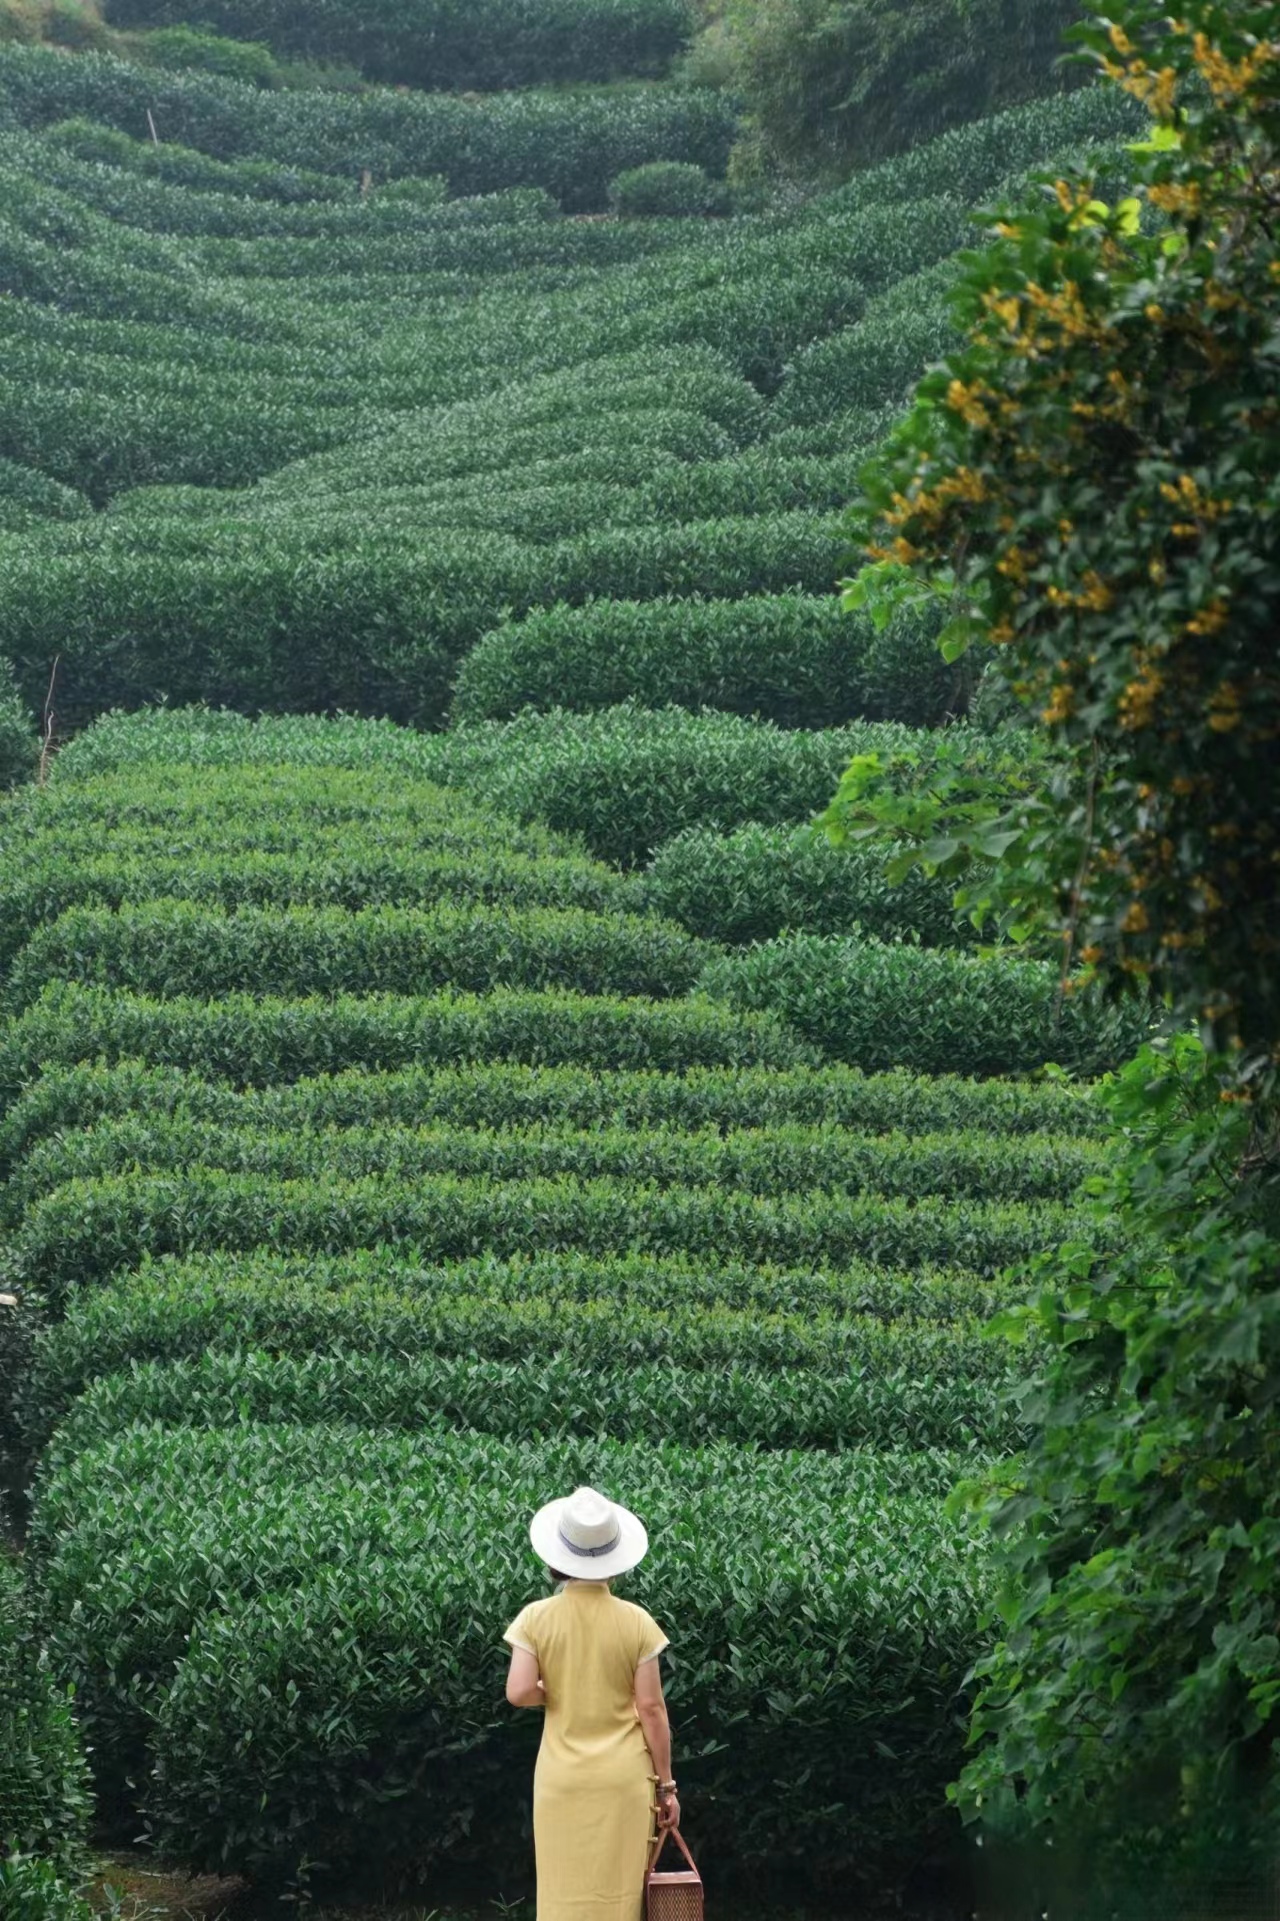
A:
558,1521,621,1559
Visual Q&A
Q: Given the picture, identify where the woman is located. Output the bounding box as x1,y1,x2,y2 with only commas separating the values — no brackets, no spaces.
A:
503,1485,681,1920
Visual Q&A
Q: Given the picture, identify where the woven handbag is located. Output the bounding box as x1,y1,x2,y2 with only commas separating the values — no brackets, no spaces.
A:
645,1826,703,1920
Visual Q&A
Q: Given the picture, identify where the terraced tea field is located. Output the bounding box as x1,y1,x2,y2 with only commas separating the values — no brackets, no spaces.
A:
0,711,1147,1904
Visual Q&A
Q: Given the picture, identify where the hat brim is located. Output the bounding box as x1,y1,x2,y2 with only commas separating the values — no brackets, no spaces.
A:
529,1495,649,1581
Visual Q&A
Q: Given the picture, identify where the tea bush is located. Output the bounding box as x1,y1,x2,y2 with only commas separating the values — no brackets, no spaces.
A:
644,822,965,945
0,45,735,204
451,593,957,729
102,0,695,91
30,1422,987,1885
3,901,710,1010
0,1553,91,1874
20,1247,1018,1447
0,983,812,1104
609,160,727,216
6,1114,1100,1221
702,934,1155,1076
0,658,38,791
4,1167,1082,1305
0,1058,1103,1179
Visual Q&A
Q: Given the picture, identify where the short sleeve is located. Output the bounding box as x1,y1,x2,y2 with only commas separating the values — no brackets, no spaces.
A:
503,1603,539,1657
635,1606,669,1667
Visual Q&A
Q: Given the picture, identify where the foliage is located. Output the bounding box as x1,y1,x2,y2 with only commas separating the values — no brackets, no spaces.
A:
608,159,728,215
643,821,967,946
0,1857,94,1921
0,659,38,792
701,931,1150,1076
0,1554,92,1876
99,0,695,91
842,0,1280,1064
693,0,1085,178
127,23,279,84
450,593,963,730
2,900,710,1010
950,1038,1280,1875
0,44,735,205
29,1422,987,1888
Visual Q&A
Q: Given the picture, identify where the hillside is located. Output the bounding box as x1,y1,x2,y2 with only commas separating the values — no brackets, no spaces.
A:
0,19,1152,1916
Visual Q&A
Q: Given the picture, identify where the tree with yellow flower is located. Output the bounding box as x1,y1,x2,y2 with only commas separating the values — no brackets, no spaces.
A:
830,2,1280,1900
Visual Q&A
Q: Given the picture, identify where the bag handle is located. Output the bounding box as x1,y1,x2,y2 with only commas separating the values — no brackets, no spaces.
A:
646,1826,699,1880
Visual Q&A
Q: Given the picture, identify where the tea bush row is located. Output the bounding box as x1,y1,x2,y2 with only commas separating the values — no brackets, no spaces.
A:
101,0,695,92
0,45,737,206
0,1058,1103,1180
0,1552,91,1874
0,848,640,969
53,1340,1020,1460
4,1167,1084,1306
702,934,1154,1078
643,822,965,946
39,703,1042,867
449,593,958,730
4,1113,1102,1222
0,984,811,1106
2,901,710,1011
29,1421,987,1883
20,1247,1018,1450
0,513,848,725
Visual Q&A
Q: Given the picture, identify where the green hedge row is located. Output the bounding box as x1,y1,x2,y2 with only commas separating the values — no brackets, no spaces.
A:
51,1337,1019,1459
0,455,91,535
0,1552,91,1875
0,46,737,208
5,1114,1102,1222
43,704,1041,867
30,1422,986,1886
701,934,1154,1078
773,266,961,428
21,1248,1013,1450
449,593,960,731
0,984,811,1107
0,513,848,727
828,83,1144,216
0,1058,1103,1181
643,822,964,946
102,0,694,92
3,901,709,1010
42,115,361,202
4,1168,1082,1305
0,849,640,970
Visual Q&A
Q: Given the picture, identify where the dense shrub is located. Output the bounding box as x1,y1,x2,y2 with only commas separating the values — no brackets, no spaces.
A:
644,822,965,945
701,934,1154,1077
4,1167,1081,1305
101,0,695,91
0,458,90,534
31,1423,987,1888
609,160,727,216
0,1553,91,1874
422,706,1034,865
3,901,709,1010
20,1246,1019,1448
0,45,735,206
0,659,38,791
0,1058,1103,1181
0,983,811,1106
702,0,1085,175
450,593,961,729
6,1113,1100,1222
128,23,279,84
41,114,356,198
0,1855,95,1921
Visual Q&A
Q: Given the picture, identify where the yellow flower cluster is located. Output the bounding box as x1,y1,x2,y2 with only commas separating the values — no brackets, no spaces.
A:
1191,30,1278,104
1118,651,1165,730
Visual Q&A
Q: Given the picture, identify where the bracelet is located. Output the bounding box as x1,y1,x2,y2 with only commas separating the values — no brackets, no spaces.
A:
658,1781,678,1793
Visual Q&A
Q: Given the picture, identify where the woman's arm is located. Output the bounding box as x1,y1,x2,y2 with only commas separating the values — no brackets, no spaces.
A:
505,1646,545,1709
635,1656,680,1830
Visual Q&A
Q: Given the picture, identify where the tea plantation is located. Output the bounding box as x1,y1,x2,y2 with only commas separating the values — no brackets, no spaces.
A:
0,17,1153,1912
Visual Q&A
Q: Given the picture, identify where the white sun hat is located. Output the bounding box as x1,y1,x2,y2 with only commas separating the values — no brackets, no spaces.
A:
529,1485,649,1582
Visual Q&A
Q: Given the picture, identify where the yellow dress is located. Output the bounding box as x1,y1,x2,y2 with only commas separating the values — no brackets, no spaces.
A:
504,1580,669,1921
